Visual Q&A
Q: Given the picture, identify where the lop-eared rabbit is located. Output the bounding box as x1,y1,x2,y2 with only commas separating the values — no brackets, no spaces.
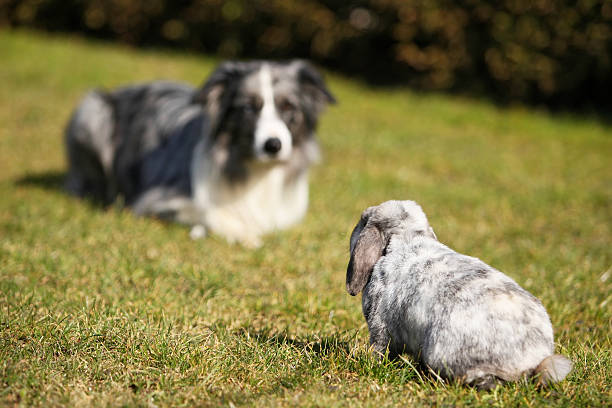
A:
346,200,572,389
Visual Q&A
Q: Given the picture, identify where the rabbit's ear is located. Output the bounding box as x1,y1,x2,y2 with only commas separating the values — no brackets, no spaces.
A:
346,223,384,296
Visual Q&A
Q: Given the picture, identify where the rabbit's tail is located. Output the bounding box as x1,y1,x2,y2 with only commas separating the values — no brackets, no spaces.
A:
534,354,573,385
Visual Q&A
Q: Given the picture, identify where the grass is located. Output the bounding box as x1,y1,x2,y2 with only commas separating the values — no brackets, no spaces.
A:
0,29,610,407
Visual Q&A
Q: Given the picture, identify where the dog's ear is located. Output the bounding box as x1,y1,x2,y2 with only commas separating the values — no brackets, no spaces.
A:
193,61,253,117
346,220,384,296
293,60,336,114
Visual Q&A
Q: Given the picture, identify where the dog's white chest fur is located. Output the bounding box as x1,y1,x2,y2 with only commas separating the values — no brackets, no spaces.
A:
191,141,309,246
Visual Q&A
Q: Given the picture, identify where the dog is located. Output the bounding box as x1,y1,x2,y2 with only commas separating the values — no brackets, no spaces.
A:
64,60,335,247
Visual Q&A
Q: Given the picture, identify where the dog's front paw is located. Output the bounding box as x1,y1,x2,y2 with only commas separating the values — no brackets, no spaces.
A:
189,224,207,240
238,235,263,249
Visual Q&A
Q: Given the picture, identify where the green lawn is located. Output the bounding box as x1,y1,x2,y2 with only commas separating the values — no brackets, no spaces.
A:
0,29,610,407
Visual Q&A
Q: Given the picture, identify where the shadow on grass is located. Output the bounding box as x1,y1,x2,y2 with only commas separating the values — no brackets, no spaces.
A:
14,170,107,209
240,326,356,357
15,170,66,190
13,171,201,229
212,325,468,405
235,326,423,371
232,326,488,390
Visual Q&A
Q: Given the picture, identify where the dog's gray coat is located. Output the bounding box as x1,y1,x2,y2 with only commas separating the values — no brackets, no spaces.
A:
65,60,335,246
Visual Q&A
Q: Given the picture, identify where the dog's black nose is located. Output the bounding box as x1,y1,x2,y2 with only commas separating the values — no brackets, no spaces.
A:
263,137,282,154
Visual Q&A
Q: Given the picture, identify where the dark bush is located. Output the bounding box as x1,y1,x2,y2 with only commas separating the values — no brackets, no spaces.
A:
1,0,610,109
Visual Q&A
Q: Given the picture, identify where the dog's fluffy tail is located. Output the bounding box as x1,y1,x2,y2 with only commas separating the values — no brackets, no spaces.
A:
534,354,573,385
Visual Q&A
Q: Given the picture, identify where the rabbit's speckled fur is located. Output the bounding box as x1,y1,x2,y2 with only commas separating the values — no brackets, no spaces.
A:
346,200,572,389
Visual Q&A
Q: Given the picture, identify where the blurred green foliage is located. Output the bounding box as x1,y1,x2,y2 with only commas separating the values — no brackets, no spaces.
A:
1,0,611,108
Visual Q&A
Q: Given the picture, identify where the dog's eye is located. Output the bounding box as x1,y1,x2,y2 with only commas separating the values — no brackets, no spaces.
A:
250,97,263,111
239,97,262,114
278,99,296,113
241,104,257,114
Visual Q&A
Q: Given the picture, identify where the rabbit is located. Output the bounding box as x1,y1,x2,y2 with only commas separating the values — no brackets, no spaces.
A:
346,200,572,389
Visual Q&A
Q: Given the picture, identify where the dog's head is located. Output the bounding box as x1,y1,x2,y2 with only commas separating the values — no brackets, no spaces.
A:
346,200,437,296
193,60,335,170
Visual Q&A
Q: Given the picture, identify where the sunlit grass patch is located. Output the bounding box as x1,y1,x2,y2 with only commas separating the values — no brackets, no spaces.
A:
0,29,610,407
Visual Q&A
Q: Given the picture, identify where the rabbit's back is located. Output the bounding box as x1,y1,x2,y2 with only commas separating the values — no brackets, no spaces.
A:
367,237,555,379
